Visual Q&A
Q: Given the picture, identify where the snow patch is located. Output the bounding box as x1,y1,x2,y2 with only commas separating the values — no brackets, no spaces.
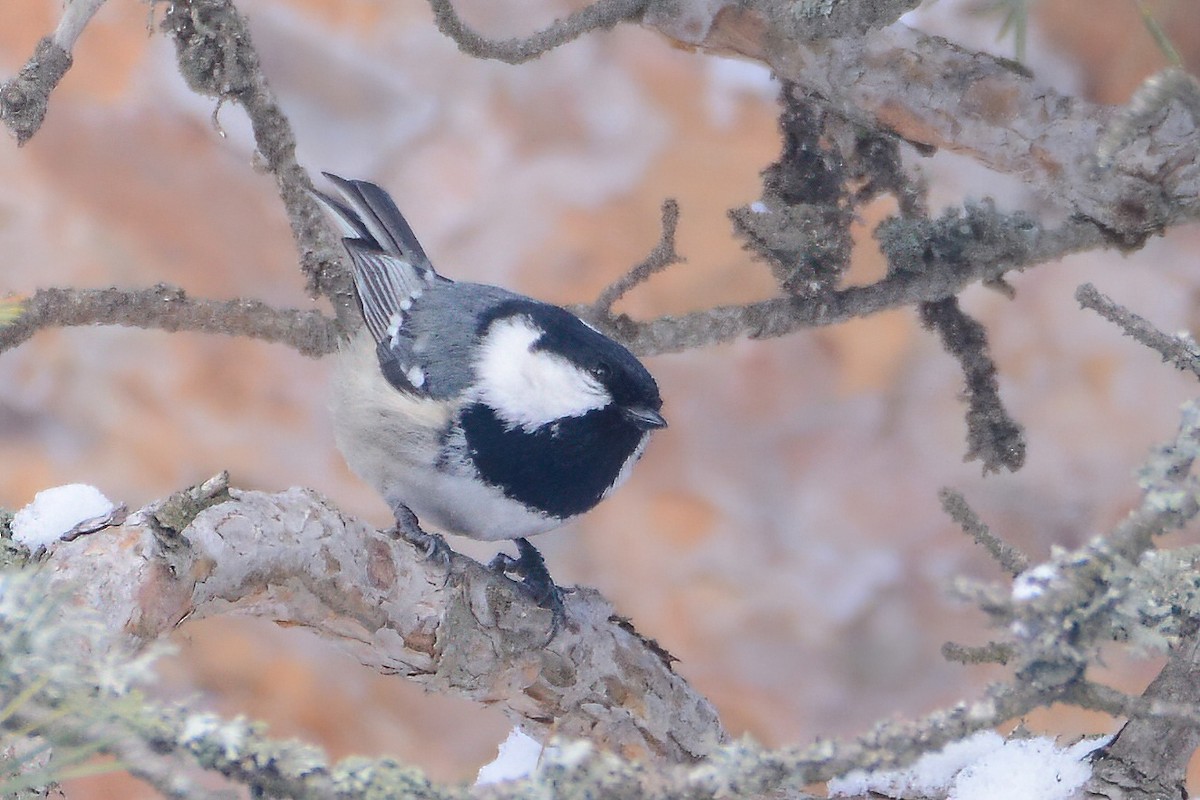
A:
475,727,544,786
1013,563,1059,600
11,484,115,548
829,731,1110,800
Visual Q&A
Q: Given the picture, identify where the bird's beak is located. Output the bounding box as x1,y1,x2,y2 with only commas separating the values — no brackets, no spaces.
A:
622,405,667,430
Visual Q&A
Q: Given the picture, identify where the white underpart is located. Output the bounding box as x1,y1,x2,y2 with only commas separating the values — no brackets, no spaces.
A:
604,433,650,500
476,316,611,431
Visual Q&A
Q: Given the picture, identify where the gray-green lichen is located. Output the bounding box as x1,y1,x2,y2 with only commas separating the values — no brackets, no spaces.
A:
150,470,231,535
0,510,30,570
782,0,920,40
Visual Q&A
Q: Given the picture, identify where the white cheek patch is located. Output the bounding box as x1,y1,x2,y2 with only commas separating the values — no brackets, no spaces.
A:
477,316,611,431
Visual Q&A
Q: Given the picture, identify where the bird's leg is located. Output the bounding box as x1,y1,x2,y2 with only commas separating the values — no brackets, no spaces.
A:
488,538,566,629
389,501,451,569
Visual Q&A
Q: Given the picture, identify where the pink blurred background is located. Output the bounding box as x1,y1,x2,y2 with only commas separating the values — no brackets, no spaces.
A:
3,0,1200,794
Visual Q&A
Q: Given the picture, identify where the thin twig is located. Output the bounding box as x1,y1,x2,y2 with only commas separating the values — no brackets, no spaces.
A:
941,640,1015,666
0,285,340,358
591,199,682,317
426,0,649,64
52,0,108,50
1077,282,1200,379
939,488,1029,576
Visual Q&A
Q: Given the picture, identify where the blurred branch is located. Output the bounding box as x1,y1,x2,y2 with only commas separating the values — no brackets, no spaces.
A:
1076,282,1200,378
0,285,340,358
941,640,1014,666
1,42,73,146
157,0,357,332
939,488,1029,576
427,0,649,64
920,297,1025,473
0,0,107,144
641,6,1200,242
591,199,681,318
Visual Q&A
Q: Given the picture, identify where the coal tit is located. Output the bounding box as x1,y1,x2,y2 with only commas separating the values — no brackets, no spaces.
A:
315,174,666,556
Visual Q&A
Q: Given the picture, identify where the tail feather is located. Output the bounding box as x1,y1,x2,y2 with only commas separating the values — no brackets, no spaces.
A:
312,174,442,347
320,172,433,273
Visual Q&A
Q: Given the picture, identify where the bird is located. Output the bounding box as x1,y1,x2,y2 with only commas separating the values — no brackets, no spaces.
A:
314,173,666,607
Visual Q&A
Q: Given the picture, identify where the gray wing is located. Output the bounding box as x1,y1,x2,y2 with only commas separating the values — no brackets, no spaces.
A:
315,174,524,400
314,174,447,394
401,281,522,400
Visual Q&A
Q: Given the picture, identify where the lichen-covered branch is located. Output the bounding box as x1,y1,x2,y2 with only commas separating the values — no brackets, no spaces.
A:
0,0,107,144
158,0,357,331
919,297,1025,473
0,285,341,358
0,559,1050,798
581,213,1106,357
29,474,725,764
939,488,1028,576
0,38,74,146
429,0,1200,241
426,0,650,64
646,8,1200,243
730,89,855,297
1077,282,1200,379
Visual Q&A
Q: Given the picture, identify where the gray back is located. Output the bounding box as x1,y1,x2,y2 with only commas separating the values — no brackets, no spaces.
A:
401,280,524,400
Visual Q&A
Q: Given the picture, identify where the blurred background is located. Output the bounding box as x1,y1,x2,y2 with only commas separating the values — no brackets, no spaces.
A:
3,0,1200,794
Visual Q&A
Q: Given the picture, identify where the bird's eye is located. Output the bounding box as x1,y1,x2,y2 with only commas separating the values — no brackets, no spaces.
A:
591,362,611,382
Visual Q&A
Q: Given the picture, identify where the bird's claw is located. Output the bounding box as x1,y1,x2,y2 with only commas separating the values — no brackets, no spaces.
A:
490,538,566,636
390,502,451,571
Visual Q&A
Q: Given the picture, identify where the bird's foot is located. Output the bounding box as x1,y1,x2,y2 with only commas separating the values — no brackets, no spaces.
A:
390,502,451,570
489,538,566,634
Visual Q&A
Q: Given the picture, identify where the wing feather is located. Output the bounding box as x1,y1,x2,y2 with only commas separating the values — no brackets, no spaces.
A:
312,173,448,396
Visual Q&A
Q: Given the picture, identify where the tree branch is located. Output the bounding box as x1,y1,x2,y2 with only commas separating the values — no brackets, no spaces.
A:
1085,626,1200,800
0,0,107,144
0,285,341,358
426,0,650,64
158,0,357,331
939,488,1029,576
590,199,681,318
581,214,1107,357
1077,282,1200,379
644,8,1200,243
1,38,74,146
33,474,726,764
